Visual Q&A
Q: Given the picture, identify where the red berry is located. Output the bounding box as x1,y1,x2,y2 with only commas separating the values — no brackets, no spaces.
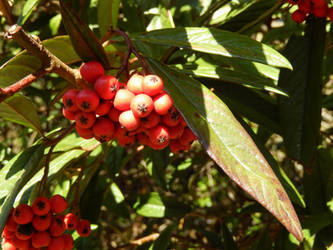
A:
119,110,141,131
298,0,311,14
62,89,79,112
162,107,180,127
127,74,144,94
312,5,328,17
13,204,34,225
76,125,94,139
141,112,160,129
94,75,119,100
136,132,150,145
48,236,65,250
288,0,299,4
12,235,30,249
142,75,164,96
168,124,185,139
76,89,100,112
311,0,327,7
50,195,67,214
63,234,74,250
75,112,96,129
2,226,14,240
153,92,173,115
108,108,121,122
6,216,17,232
292,9,306,23
92,117,115,142
63,213,78,230
62,108,77,120
32,212,52,231
31,231,51,248
179,116,187,127
148,125,170,146
76,219,91,237
1,239,16,250
118,135,136,147
95,99,112,116
328,7,333,20
32,196,50,216
130,94,154,118
80,61,104,83
149,141,169,150
15,223,34,240
49,215,66,237
170,139,190,153
180,127,197,146
114,89,135,111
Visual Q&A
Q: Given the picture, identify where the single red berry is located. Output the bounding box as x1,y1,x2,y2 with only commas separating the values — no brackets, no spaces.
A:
76,89,100,112
2,226,14,240
149,141,169,150
92,117,115,142
63,213,78,230
118,135,136,147
119,110,141,131
15,223,34,240
76,219,91,237
136,133,150,145
49,215,66,237
50,195,68,214
168,124,185,139
142,75,164,96
63,234,74,250
180,127,197,146
130,94,154,118
291,9,306,23
141,112,160,129
12,235,30,249
32,196,51,216
94,75,119,100
148,125,170,146
32,212,52,231
312,5,328,17
1,239,16,250
170,139,190,153
298,0,311,13
162,107,180,127
153,92,173,115
179,116,187,127
5,215,17,232
95,99,112,116
31,231,51,248
48,236,65,250
80,61,104,83
108,108,121,122
114,89,135,111
13,204,34,225
62,108,77,120
311,0,327,7
76,126,94,139
127,74,144,94
328,7,333,20
62,89,79,112
114,125,130,140
75,112,96,129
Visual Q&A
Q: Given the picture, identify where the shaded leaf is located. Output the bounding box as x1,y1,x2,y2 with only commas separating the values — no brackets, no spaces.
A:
0,94,43,135
17,0,41,25
221,223,238,250
98,0,121,36
60,0,109,67
149,223,177,250
133,27,292,69
0,144,45,232
146,57,303,241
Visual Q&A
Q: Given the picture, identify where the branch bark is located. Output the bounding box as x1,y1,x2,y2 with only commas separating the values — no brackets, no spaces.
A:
0,0,14,25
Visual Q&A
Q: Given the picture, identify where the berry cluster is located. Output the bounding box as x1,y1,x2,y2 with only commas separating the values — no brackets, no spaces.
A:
1,195,91,250
62,61,197,153
289,0,333,23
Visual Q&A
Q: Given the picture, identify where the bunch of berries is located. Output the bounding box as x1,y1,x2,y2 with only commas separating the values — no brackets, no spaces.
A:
62,61,197,153
1,195,91,250
288,0,333,23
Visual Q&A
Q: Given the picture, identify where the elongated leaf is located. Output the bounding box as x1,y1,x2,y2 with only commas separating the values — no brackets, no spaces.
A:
60,0,109,67
146,57,303,241
0,144,45,232
149,224,177,250
0,36,79,88
146,5,175,31
132,27,292,69
278,18,325,165
0,94,43,135
98,0,121,36
17,0,41,25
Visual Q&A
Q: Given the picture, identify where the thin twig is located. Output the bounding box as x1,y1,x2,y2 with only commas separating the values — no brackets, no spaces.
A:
113,233,160,249
44,123,76,147
38,144,55,196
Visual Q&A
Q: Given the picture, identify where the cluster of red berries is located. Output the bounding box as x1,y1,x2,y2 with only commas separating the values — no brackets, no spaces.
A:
1,195,91,250
61,61,197,153
289,0,333,23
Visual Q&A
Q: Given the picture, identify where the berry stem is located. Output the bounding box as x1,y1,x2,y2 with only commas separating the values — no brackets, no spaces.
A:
44,123,76,147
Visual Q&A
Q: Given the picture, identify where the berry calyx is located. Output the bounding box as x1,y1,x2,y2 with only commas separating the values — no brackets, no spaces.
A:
142,75,164,96
94,75,119,100
15,223,34,240
62,89,79,112
50,195,68,214
130,94,154,118
80,61,104,83
162,107,180,127
76,89,100,112
32,196,51,216
148,125,170,146
75,112,96,129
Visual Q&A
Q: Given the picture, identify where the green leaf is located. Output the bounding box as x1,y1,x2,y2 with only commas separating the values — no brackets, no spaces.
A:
0,36,79,88
0,94,43,135
133,192,190,218
98,0,121,36
59,0,109,67
17,0,41,25
149,223,177,250
146,57,303,241
278,18,325,165
132,27,292,69
0,144,45,232
146,5,175,31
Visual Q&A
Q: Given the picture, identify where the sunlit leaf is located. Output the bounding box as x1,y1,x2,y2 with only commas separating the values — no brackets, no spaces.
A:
17,0,41,25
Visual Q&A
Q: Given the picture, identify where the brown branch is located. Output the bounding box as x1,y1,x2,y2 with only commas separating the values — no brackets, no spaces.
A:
113,233,160,249
38,144,55,196
0,0,15,25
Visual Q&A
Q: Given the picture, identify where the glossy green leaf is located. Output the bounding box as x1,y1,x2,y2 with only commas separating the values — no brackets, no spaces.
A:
60,0,109,67
133,192,190,218
98,0,121,36
149,223,177,250
0,94,43,135
0,144,45,232
146,57,303,241
17,0,41,25
0,36,79,88
132,27,292,69
278,18,325,165
146,5,175,31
